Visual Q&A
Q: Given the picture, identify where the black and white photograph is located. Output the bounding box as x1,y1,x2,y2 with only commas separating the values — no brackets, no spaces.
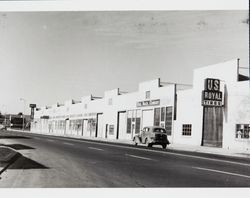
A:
0,0,249,194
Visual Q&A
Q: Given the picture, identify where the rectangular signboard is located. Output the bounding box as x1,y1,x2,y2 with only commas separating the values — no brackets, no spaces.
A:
204,78,220,91
202,90,223,101
136,99,160,107
202,78,223,107
202,100,223,107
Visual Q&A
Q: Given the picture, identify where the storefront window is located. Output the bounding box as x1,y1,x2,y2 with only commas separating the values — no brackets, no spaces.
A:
127,118,132,134
161,107,165,122
236,124,250,139
127,110,141,135
135,118,141,134
145,91,150,99
166,106,173,135
109,125,114,135
182,124,192,136
87,119,96,133
154,108,160,126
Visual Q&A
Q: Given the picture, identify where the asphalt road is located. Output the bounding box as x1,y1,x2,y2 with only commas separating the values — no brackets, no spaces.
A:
0,130,250,187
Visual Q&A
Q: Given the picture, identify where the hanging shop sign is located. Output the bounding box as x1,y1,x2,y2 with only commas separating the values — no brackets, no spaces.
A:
136,99,160,107
202,78,223,107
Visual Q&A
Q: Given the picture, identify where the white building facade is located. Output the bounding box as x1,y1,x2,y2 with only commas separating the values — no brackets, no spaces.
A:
31,59,250,152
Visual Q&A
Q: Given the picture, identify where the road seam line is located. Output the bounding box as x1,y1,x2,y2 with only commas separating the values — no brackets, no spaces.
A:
46,139,55,142
125,154,155,161
63,142,74,146
192,166,250,179
88,147,104,151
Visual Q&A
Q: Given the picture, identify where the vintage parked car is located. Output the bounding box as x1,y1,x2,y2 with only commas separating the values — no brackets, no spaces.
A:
133,126,170,149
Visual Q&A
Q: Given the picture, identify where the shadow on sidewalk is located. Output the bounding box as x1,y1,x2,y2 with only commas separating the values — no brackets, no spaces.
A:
0,144,35,150
0,135,31,139
9,155,49,170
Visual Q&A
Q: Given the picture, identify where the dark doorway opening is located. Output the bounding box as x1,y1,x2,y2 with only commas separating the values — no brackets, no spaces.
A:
202,106,223,147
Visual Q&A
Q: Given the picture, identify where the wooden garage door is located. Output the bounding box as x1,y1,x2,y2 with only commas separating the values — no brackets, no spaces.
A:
202,107,223,147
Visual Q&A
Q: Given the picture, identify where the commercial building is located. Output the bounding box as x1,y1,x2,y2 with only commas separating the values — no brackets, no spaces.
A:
31,59,250,152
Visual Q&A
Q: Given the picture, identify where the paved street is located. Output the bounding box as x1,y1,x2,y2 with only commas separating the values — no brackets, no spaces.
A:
0,130,250,187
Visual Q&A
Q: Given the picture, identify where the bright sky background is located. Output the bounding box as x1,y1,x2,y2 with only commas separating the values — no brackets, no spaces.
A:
0,9,249,114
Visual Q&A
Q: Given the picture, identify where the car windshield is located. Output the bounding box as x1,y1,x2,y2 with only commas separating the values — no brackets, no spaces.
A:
153,128,166,133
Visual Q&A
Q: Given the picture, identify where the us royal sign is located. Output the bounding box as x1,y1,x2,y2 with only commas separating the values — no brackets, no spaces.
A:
202,78,223,107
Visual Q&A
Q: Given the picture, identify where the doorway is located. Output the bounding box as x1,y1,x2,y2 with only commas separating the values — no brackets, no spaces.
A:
117,111,126,139
96,113,104,138
202,106,223,147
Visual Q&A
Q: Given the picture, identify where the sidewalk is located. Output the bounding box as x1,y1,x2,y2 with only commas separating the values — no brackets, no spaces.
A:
8,128,250,159
0,146,21,176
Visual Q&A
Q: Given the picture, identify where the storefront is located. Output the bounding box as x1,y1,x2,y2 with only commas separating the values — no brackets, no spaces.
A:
173,59,250,151
32,59,250,152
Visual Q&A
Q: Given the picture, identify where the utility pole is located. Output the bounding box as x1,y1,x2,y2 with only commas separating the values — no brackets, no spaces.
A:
20,98,26,131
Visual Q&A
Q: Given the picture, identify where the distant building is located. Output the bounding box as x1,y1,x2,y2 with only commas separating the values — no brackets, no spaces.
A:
2,114,30,129
31,59,250,152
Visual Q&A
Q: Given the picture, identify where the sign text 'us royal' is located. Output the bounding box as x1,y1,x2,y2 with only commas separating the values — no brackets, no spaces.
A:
202,78,223,107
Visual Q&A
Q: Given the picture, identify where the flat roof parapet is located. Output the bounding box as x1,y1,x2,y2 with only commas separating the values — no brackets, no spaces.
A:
160,81,192,90
57,102,65,107
139,78,160,91
72,99,81,104
119,90,129,95
91,96,103,100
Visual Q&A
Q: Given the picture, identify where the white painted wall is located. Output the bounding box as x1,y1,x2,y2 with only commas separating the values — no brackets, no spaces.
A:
31,59,249,152
174,59,250,151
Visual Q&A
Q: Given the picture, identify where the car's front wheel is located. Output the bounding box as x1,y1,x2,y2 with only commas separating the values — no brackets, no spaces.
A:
145,138,152,147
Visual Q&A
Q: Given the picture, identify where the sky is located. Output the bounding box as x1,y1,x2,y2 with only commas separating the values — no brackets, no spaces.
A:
0,10,249,114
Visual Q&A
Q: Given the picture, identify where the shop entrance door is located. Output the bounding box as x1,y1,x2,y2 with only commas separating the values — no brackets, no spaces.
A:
65,119,69,135
142,109,154,128
117,111,126,140
202,107,223,147
96,113,104,138
82,119,88,137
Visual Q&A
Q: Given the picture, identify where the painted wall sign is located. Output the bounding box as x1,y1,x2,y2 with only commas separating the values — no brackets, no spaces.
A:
136,99,160,107
202,78,223,107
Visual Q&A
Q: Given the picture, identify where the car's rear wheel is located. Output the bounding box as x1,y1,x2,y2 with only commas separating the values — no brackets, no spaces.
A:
134,136,140,146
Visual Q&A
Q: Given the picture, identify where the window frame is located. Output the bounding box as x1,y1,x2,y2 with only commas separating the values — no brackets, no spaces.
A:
182,124,192,136
235,124,250,139
145,91,151,100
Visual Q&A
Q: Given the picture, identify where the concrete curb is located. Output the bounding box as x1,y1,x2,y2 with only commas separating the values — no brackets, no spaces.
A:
0,146,21,175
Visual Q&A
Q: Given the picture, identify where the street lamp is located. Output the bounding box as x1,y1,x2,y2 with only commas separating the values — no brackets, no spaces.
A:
20,98,26,131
